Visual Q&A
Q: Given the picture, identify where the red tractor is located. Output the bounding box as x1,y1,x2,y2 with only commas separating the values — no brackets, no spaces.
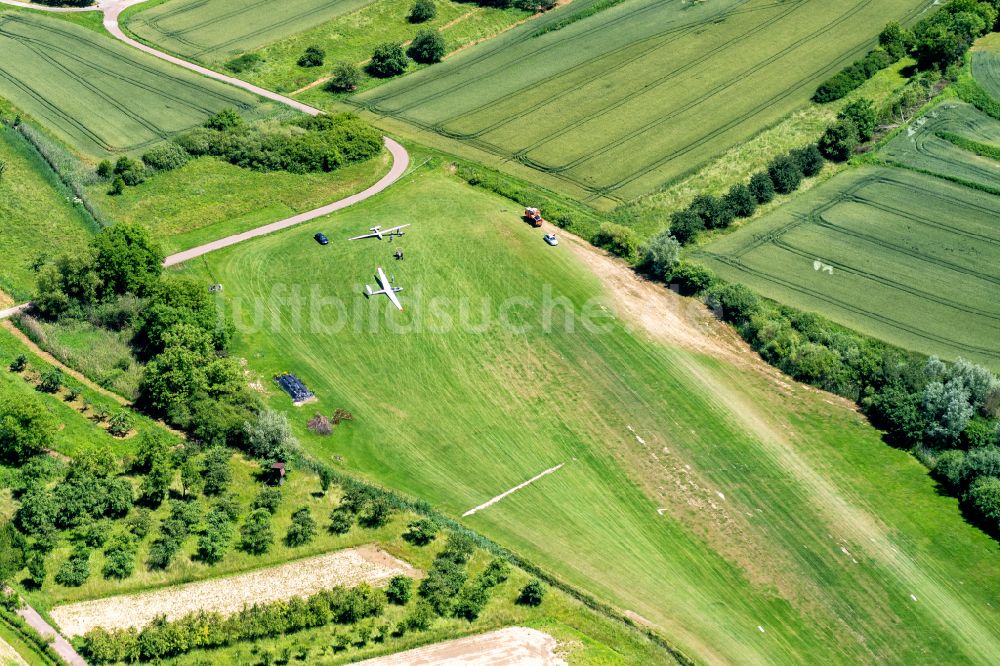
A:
523,207,545,228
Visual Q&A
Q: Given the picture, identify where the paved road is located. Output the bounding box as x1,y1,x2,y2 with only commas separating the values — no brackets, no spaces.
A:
2,588,87,666
164,136,410,266
0,303,30,320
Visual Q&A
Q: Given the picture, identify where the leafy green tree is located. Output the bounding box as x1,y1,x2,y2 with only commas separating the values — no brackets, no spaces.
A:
107,177,125,196
639,230,681,278
38,368,63,393
251,486,282,514
90,223,164,299
516,579,546,606
689,194,734,229
327,61,361,92
26,549,46,587
592,222,640,261
922,381,974,445
0,391,55,462
478,557,511,588
142,143,189,172
285,507,317,547
452,583,489,620
0,521,26,583
297,45,326,67
8,355,27,372
179,455,203,498
790,144,825,178
204,108,243,131
668,210,704,245
240,508,274,555
401,600,434,632
724,183,757,218
202,447,232,495
360,495,394,528
407,30,445,64
102,533,138,580
55,545,91,587
317,465,333,494
967,475,1000,529
402,518,439,546
879,21,910,60
107,410,133,438
15,488,57,536
934,449,967,489
748,171,776,204
386,575,412,605
112,157,146,187
140,452,174,507
96,160,113,179
103,477,134,518
767,154,804,194
409,0,436,22
196,508,232,565
367,43,409,78
329,507,354,535
244,410,298,462
838,99,877,142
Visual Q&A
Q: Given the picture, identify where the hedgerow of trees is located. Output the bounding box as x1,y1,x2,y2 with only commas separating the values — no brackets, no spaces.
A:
814,0,1000,103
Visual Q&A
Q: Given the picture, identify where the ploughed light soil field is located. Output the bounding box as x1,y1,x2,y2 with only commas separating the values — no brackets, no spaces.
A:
51,546,418,637
356,627,566,666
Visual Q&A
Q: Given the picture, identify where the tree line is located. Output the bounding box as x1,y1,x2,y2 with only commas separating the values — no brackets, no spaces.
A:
814,0,1000,103
99,111,383,195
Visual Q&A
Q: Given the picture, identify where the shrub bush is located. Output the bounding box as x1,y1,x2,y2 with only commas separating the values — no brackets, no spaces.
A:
142,143,190,172
327,62,361,92
767,154,803,194
592,222,640,261
516,579,546,606
407,30,445,64
297,46,326,67
367,43,408,77
409,0,436,21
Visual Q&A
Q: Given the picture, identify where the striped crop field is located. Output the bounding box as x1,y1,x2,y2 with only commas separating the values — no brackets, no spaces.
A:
125,0,374,64
694,166,1000,368
0,11,264,157
972,32,1000,101
880,102,1000,191
351,0,928,206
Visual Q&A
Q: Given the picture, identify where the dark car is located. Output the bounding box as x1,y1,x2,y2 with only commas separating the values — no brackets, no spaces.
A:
314,232,329,245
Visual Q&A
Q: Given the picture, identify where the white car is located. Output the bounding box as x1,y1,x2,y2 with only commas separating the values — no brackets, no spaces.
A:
543,233,559,246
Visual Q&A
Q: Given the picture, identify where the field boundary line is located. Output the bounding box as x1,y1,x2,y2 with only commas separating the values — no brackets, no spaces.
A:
462,463,564,517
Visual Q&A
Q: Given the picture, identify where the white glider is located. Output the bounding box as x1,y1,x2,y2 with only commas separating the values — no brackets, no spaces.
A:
365,267,403,311
349,224,410,241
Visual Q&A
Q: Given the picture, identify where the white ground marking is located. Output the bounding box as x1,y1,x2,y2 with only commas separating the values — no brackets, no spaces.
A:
462,464,564,517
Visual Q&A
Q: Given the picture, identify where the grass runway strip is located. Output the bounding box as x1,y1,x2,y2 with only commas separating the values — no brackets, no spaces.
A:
50,546,418,637
173,168,1000,663
0,11,262,157
352,0,928,201
695,166,1000,367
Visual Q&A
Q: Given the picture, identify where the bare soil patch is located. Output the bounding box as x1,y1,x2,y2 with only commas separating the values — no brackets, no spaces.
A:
51,546,418,637
356,627,566,665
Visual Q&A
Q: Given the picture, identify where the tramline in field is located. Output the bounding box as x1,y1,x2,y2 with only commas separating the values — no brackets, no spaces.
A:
695,166,1000,368
353,0,928,204
125,0,374,63
0,12,262,157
